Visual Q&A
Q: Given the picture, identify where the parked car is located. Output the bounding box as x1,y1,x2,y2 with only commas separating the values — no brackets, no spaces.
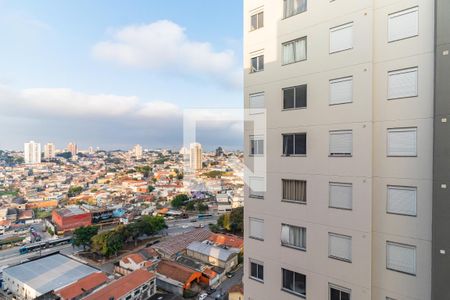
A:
198,292,208,300
206,287,216,295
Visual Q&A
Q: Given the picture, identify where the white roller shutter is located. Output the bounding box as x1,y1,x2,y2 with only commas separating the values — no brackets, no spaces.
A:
387,242,416,275
330,22,353,53
249,176,265,198
387,186,417,216
329,183,353,209
329,130,353,156
388,67,418,99
387,128,417,156
388,7,419,42
249,92,265,109
249,217,264,240
329,233,352,261
330,77,353,105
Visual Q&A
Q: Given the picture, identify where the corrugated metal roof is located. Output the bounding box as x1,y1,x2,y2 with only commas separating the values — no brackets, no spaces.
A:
186,241,235,262
4,254,98,295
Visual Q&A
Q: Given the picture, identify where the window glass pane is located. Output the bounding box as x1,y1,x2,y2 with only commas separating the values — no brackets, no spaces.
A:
283,88,295,109
295,85,307,108
330,288,340,300
251,57,258,72
258,12,264,28
258,55,264,70
283,135,294,155
251,262,257,277
258,264,264,280
294,134,306,155
294,273,306,295
283,42,295,64
342,292,350,300
282,269,294,290
251,14,257,30
295,38,306,61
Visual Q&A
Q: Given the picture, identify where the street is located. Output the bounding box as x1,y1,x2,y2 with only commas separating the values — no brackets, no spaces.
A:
208,267,243,300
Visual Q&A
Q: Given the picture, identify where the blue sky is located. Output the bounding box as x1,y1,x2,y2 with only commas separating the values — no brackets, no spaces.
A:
0,0,243,150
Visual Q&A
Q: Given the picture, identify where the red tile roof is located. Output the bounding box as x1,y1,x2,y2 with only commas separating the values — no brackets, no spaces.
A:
83,269,155,300
156,260,200,284
55,272,108,300
208,233,244,249
121,253,145,265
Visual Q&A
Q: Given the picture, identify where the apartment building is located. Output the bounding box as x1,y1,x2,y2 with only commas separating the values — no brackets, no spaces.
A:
244,0,450,299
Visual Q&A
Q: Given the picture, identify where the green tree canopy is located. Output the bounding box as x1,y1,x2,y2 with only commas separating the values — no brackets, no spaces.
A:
171,194,189,208
72,225,98,250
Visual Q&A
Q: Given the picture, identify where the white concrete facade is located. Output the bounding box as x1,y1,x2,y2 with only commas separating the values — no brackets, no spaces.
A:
243,1,433,300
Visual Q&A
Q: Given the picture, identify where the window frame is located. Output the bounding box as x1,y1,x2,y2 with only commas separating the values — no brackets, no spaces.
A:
388,6,419,43
249,135,264,156
386,241,417,276
249,176,265,199
282,37,307,65
249,217,264,241
282,179,307,204
386,127,417,157
283,0,307,19
249,92,265,113
281,223,307,251
329,22,354,54
329,182,353,210
329,130,353,157
281,268,307,298
329,76,353,105
250,54,264,73
249,259,264,282
250,11,264,31
386,185,417,217
328,233,352,263
329,284,351,300
282,84,307,110
387,67,419,100
282,133,307,156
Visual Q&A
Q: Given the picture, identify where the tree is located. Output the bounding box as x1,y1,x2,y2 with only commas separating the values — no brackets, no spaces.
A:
197,202,209,212
147,185,155,193
171,194,189,208
229,207,244,233
91,229,124,257
68,186,83,197
185,202,196,211
72,226,98,250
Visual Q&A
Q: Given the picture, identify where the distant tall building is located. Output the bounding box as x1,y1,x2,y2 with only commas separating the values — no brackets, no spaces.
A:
24,141,41,164
189,143,202,171
179,147,188,155
67,143,78,156
88,146,94,155
215,146,224,157
133,144,143,159
43,143,56,159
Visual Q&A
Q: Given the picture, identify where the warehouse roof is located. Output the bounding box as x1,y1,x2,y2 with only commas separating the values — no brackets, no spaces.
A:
152,228,212,257
187,241,236,262
4,254,98,296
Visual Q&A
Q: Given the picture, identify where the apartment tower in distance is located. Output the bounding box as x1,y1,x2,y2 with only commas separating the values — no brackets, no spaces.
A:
244,0,450,299
133,144,143,160
189,143,203,171
24,141,41,164
67,142,78,156
44,143,56,160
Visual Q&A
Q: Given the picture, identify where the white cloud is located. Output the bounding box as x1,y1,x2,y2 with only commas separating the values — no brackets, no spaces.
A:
92,20,242,89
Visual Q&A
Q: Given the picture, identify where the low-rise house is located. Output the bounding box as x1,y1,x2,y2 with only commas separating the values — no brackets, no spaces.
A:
84,269,156,300
207,233,244,253
228,283,244,300
54,272,108,300
186,241,238,273
156,260,202,296
152,228,212,259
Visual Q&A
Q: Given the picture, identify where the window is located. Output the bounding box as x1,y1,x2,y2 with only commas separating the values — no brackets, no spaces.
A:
387,186,417,216
283,85,307,109
282,179,306,203
330,284,351,300
249,217,264,240
284,0,307,18
282,268,306,297
251,11,264,31
329,76,353,105
251,55,264,72
329,182,352,210
249,176,264,199
282,37,307,65
283,133,306,156
329,130,352,156
388,67,418,99
250,136,264,156
387,128,417,157
388,7,419,42
249,92,265,111
386,242,416,275
250,260,264,281
330,23,353,53
281,224,306,250
329,233,352,262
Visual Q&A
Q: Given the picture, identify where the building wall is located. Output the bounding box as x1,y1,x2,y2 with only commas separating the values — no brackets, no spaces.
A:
51,210,92,231
244,0,434,299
